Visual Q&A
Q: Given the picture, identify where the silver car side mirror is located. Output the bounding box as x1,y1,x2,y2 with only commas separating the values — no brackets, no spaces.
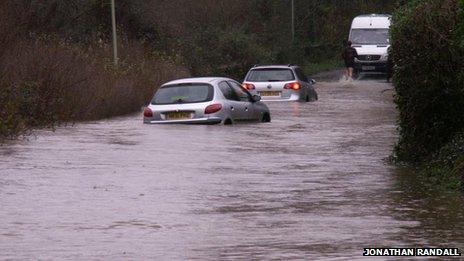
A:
252,94,261,102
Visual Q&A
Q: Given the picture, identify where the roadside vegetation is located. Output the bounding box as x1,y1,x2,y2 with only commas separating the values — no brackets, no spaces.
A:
132,0,397,78
1,0,397,140
0,1,187,140
391,0,464,190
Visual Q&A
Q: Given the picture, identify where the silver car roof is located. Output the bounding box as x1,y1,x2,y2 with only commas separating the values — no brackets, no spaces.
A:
162,77,234,86
251,65,297,70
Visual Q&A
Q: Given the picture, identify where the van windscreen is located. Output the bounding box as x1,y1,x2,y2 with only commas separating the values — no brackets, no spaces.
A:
350,29,389,45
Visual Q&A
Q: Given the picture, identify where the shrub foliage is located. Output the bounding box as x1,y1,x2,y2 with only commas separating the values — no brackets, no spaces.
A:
391,0,464,162
0,1,187,140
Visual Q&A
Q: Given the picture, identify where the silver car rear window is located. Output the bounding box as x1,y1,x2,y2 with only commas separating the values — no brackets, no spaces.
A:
151,84,214,104
246,68,295,82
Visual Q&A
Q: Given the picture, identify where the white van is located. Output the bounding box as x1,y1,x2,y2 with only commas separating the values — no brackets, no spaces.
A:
349,14,391,74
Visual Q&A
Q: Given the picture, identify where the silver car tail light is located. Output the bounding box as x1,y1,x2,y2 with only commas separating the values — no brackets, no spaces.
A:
204,104,222,114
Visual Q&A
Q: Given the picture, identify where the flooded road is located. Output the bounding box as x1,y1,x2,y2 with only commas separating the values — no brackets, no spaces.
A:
1,78,463,259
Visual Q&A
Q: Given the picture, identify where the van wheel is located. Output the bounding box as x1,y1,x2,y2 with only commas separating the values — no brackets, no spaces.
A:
223,118,233,125
262,113,271,123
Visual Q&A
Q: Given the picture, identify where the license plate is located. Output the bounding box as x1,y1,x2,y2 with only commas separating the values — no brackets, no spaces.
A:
260,91,281,97
362,66,375,71
165,111,191,120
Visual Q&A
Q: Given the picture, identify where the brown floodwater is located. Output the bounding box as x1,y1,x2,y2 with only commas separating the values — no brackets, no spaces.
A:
1,77,463,260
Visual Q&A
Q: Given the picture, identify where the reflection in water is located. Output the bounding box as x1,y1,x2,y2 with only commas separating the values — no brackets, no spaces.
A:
0,80,463,259
389,168,464,247
291,102,302,117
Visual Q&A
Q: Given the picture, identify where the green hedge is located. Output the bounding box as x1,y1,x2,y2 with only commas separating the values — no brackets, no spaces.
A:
391,0,464,162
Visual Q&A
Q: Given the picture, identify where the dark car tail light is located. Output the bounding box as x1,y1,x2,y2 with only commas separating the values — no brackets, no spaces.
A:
284,82,301,90
205,104,222,114
242,83,255,90
143,107,153,117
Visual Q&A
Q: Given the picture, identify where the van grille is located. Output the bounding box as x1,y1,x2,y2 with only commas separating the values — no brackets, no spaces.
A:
358,55,381,61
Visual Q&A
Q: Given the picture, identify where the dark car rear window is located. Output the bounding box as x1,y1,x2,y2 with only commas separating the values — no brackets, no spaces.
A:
246,68,295,82
151,83,214,105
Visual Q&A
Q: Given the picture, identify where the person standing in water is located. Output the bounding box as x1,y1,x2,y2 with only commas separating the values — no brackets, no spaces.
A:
342,40,358,80
386,47,393,82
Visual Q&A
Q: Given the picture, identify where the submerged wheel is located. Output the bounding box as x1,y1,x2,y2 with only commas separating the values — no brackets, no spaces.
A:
262,113,271,123
223,118,233,125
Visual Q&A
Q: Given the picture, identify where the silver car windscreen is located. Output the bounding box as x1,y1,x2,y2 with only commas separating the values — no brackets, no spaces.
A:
247,69,295,82
151,84,214,105
349,29,389,45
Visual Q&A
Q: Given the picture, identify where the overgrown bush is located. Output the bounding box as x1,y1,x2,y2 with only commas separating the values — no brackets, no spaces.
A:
391,0,464,162
0,1,188,140
0,38,187,140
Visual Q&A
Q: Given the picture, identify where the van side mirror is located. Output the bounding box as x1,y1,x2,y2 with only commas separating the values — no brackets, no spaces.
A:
309,79,316,84
252,94,261,102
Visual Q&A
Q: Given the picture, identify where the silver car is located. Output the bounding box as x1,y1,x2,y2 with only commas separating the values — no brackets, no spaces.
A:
143,77,271,125
242,65,318,102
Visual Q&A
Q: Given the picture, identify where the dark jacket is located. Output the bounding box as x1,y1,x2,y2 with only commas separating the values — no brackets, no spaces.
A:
342,46,358,64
